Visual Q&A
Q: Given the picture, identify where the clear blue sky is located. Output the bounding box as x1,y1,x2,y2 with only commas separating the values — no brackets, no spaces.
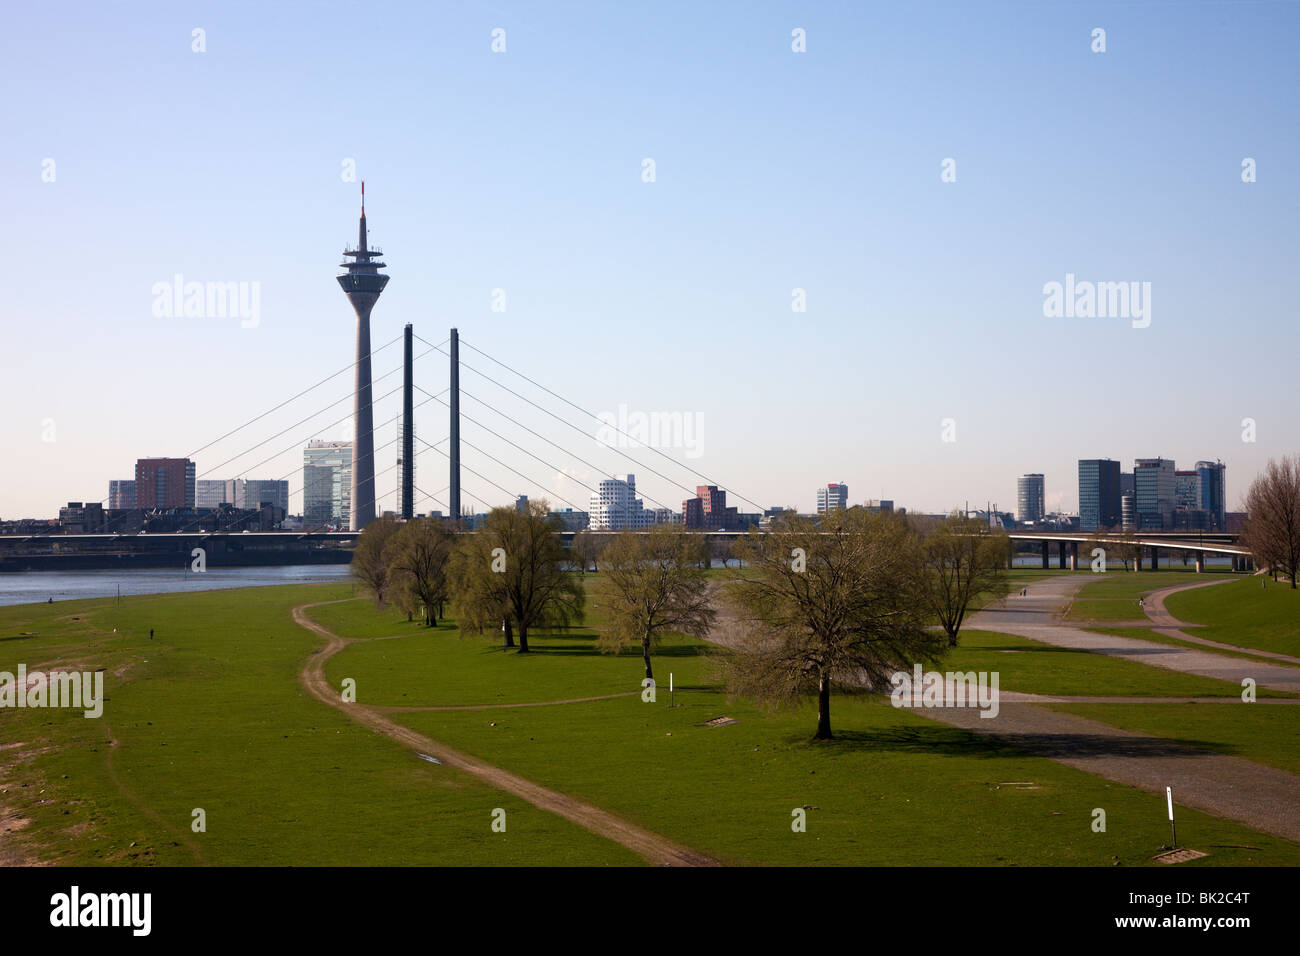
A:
4,0,1298,519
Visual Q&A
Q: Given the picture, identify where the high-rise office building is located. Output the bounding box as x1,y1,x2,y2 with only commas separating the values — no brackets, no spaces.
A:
1016,474,1045,524
233,479,289,514
196,480,227,509
108,479,137,510
589,475,653,530
1196,460,1226,530
816,482,849,514
1078,459,1121,532
1174,470,1201,511
1134,457,1176,529
304,441,354,527
134,458,196,510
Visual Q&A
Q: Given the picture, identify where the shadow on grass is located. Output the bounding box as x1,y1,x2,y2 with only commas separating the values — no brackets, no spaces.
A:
808,726,1236,760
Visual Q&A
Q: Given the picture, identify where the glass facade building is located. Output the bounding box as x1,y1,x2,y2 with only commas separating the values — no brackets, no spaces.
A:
303,440,354,527
1078,459,1121,532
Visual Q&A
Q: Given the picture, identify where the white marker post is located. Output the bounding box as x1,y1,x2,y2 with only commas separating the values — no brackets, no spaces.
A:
1167,786,1176,848
670,672,674,709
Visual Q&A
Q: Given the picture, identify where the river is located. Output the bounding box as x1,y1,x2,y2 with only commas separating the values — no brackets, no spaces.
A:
0,565,356,607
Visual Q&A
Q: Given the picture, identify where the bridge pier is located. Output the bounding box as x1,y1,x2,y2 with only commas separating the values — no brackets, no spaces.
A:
1195,550,1204,573
1150,546,1159,571
1041,540,1049,569
1058,541,1067,569
1069,541,1078,571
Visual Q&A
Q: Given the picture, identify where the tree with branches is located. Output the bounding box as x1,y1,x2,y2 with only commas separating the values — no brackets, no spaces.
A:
597,525,714,680
449,501,584,652
350,516,403,606
920,512,1011,646
721,509,944,740
387,518,456,625
1244,455,1300,588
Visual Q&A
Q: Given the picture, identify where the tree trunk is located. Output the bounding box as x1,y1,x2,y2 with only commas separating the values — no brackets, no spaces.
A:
503,619,515,648
815,671,832,740
642,631,654,681
517,623,530,653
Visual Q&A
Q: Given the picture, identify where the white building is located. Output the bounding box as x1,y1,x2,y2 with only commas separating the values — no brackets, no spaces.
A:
588,474,654,530
817,482,849,513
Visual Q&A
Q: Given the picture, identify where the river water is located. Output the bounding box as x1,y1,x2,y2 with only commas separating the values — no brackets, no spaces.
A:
0,565,356,608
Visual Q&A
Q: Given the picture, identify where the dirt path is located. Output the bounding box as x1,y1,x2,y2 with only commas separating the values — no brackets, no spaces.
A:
292,601,717,867
1141,579,1300,667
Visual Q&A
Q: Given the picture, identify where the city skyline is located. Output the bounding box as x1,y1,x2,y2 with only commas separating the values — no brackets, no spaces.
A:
4,2,1298,521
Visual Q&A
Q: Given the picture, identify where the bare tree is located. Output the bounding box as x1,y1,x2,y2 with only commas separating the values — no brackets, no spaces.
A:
387,518,455,625
1244,455,1300,588
570,529,605,573
722,509,944,740
449,501,584,652
1102,532,1143,572
350,516,403,605
597,526,714,680
921,513,1011,646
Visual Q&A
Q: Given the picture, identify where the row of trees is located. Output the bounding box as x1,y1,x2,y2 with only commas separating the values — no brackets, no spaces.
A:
353,501,582,650
351,504,1013,741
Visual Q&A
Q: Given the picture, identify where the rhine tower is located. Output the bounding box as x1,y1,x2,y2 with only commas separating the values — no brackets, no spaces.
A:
337,182,388,530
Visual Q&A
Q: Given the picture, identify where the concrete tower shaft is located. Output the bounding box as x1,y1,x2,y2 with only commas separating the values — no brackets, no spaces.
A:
337,182,389,531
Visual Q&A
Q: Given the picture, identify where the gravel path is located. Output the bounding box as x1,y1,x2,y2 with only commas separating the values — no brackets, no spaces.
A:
1141,579,1300,667
931,576,1300,842
969,576,1300,695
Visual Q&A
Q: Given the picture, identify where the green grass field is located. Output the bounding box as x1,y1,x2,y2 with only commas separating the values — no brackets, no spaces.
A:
2,571,1297,867
1164,576,1300,658
0,587,639,866
1064,598,1149,622
1076,569,1237,600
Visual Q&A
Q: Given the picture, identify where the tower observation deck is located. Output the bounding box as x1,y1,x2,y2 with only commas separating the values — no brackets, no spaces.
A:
337,182,389,531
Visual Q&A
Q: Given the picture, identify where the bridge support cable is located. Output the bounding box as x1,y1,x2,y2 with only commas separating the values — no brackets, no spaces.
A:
176,388,449,535
184,331,410,460
455,335,769,513
414,385,616,512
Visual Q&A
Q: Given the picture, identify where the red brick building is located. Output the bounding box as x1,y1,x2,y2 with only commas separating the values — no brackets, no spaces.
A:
134,458,196,509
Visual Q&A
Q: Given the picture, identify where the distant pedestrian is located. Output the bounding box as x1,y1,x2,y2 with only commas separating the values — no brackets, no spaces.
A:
149,628,154,640
1138,597,1144,607
48,597,53,604
1021,588,1026,597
